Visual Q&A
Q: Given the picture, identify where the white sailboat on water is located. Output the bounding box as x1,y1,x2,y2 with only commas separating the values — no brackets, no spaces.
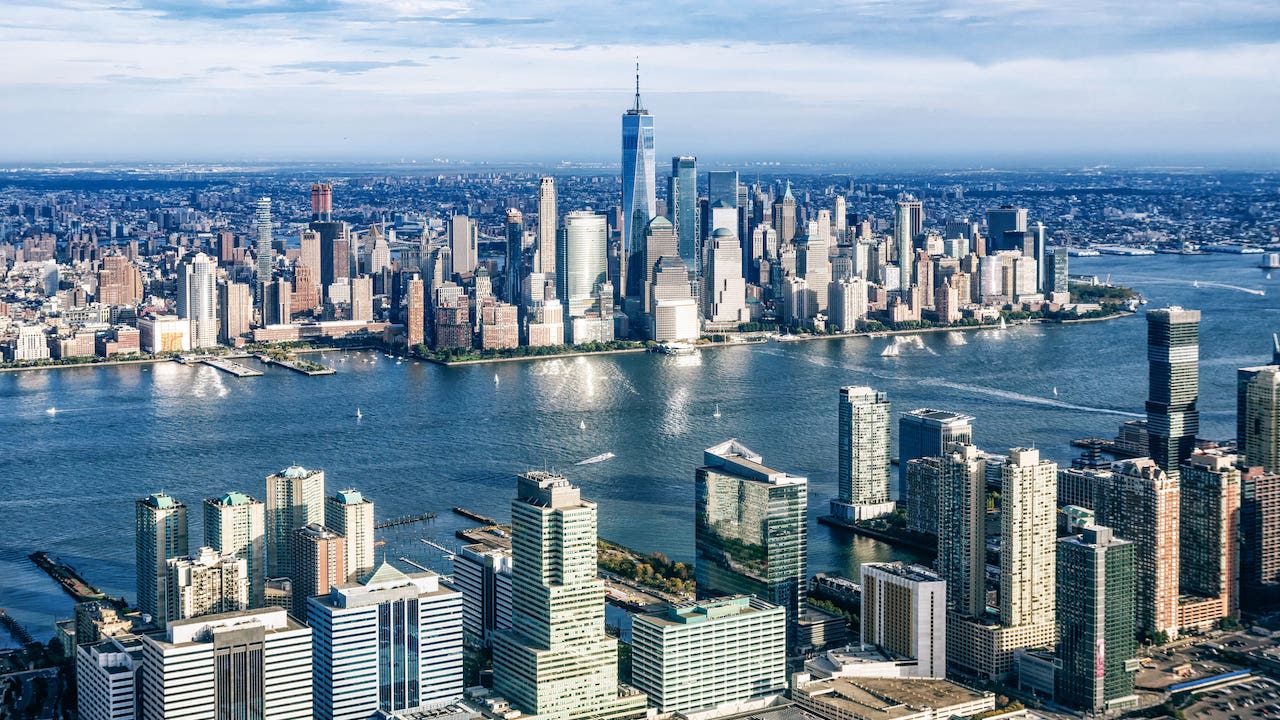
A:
713,404,722,419
579,419,586,430
999,316,1007,330
881,343,900,357
356,408,363,422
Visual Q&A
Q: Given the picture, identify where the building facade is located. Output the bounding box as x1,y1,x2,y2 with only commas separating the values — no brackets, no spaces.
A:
832,386,895,521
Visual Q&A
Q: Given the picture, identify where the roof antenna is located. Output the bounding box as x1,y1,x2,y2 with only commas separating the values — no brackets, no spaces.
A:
634,57,643,112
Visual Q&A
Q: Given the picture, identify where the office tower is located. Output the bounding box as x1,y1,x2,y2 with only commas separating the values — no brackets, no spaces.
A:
1241,467,1280,610
986,206,1027,252
1045,246,1069,295
454,542,513,647
217,230,236,265
300,229,321,282
325,489,375,583
834,195,848,239
265,465,326,581
828,277,867,332
670,156,698,273
311,183,333,221
898,408,974,503
1096,458,1180,638
140,607,312,720
204,491,266,608
265,278,291,325
621,65,656,288
448,215,477,278
350,276,373,322
642,216,680,313
218,280,251,344
1146,307,1201,477
291,264,320,315
1056,526,1139,713
492,471,647,720
255,197,273,304
860,562,947,679
136,493,189,626
696,440,807,644
935,444,987,618
535,177,558,279
167,546,249,620
1179,452,1241,626
560,211,609,320
176,251,217,348
708,170,739,210
292,524,345,611
1239,365,1280,473
650,258,698,342
314,219,350,294
310,563,463,720
365,226,391,276
505,209,524,305
772,182,796,244
801,231,831,314
96,254,142,306
77,635,145,720
894,196,921,298
703,228,747,324
631,596,786,715
1001,448,1058,627
831,386,894,521
406,276,425,348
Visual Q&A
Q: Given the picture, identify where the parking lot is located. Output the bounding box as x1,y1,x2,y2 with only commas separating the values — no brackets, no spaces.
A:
1184,677,1280,720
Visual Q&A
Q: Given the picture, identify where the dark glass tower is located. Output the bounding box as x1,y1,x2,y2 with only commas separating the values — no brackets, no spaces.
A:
669,156,697,275
1145,307,1200,476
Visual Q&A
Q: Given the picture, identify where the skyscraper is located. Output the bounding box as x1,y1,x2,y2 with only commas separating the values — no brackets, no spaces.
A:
448,215,477,278
1056,526,1139,713
291,523,345,611
136,493,189,626
1239,364,1280,474
266,465,326,581
669,156,698,274
176,252,217,348
453,542,513,647
898,408,974,502
894,196,921,299
505,209,524,306
1000,448,1058,629
1097,458,1180,638
255,197,273,305
696,440,807,646
311,183,333,222
309,563,464,720
772,182,796,245
1146,307,1201,476
1179,452,1241,625
218,280,251,344
204,491,266,608
860,562,947,679
406,276,425,348
560,211,609,322
1241,466,1280,610
831,386,894,521
986,205,1027,252
703,228,746,324
491,471,647,720
621,64,656,296
536,177,557,279
325,489,375,583
935,443,987,618
167,546,248,621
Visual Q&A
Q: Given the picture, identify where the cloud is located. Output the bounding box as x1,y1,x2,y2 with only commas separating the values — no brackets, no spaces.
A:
270,59,427,74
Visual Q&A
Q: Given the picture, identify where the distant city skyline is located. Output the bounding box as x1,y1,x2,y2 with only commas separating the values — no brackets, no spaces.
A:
3,1,1279,162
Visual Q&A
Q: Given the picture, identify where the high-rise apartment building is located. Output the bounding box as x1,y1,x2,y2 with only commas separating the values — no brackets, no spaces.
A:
204,491,266,608
453,542,513,647
492,471,647,720
176,251,217,348
860,563,947,679
406,276,425,348
1239,365,1280,474
535,177,557,279
696,440,807,646
136,493,188,626
1146,307,1201,477
1097,458,1180,638
505,209,524,306
266,465,326,581
895,196,922,297
1056,526,1139,713
218,280,251,344
832,386,894,521
309,563,464,720
1179,452,1240,626
631,596,786,715
139,607,312,720
167,546,249,620
291,523,345,611
898,408,974,503
255,197,273,304
621,68,656,292
1241,467,1280,610
325,489,374,583
936,443,987,618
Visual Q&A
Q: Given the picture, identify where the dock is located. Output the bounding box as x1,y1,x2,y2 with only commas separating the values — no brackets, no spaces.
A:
452,506,499,526
257,355,336,376
816,516,938,554
28,551,127,610
201,358,263,377
0,609,34,646
374,512,437,530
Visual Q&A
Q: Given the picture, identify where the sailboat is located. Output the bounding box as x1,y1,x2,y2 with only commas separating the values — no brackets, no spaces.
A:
881,343,900,358
579,419,586,430
1193,280,1200,288
356,408,363,422
713,404,722,419
1052,387,1059,397
494,373,500,386
45,407,58,416
999,316,1007,330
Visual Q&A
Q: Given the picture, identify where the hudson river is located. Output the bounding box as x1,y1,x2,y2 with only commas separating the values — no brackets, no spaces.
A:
2,254,1276,644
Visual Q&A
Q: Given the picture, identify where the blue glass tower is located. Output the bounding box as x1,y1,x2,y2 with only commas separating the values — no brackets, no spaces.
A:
621,64,656,300
670,156,698,274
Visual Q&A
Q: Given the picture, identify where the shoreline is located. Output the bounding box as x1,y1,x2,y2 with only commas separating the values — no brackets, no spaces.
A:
772,309,1133,345
0,355,173,374
420,346,650,366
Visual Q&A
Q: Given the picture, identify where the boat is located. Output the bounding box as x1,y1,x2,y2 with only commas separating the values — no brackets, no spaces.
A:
494,373,500,385
576,452,616,466
578,419,586,430
655,342,699,356
356,408,363,421
999,316,1007,330
396,360,403,365
713,404,722,419
45,407,58,416
1193,280,1199,288
881,344,900,358
1052,387,1059,397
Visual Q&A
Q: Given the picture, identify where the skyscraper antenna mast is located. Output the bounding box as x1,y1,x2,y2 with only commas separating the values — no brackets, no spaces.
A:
634,57,642,112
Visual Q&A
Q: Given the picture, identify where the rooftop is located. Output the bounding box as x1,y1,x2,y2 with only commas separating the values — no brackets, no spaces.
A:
794,677,992,720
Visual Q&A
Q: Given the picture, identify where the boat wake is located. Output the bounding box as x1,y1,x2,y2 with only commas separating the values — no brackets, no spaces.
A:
919,378,1143,417
576,452,616,466
1122,276,1267,296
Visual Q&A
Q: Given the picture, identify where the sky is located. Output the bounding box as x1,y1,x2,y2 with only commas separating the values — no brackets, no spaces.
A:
3,0,1280,164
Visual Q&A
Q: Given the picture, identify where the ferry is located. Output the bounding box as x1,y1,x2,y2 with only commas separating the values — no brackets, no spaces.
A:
1259,253,1280,270
655,342,699,356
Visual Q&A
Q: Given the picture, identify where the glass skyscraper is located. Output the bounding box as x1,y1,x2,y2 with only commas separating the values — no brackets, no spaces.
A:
621,69,655,299
897,408,974,502
669,156,698,275
1146,307,1200,476
695,440,807,646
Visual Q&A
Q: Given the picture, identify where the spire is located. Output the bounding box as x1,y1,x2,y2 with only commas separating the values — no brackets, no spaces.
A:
633,57,643,112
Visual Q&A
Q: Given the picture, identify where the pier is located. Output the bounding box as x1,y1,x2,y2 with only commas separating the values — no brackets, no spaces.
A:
816,516,938,554
452,506,499,526
373,512,437,530
257,355,336,376
201,357,263,377
28,551,127,610
0,609,35,646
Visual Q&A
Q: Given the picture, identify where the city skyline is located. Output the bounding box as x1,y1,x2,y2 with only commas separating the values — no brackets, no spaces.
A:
4,2,1280,163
